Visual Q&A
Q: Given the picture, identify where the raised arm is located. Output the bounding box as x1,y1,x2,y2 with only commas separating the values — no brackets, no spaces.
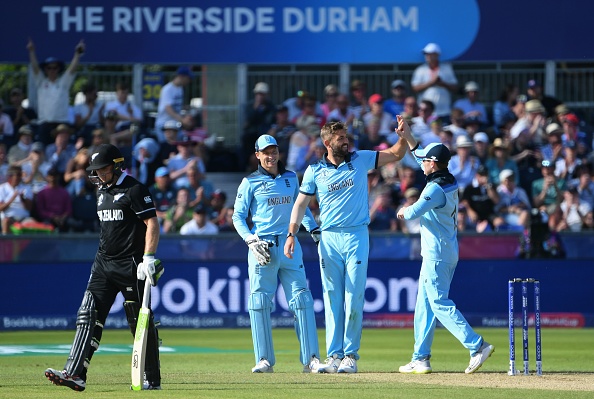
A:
65,39,85,75
377,115,418,168
27,39,40,75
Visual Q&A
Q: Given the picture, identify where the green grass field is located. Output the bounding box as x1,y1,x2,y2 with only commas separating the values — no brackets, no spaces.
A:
0,328,592,398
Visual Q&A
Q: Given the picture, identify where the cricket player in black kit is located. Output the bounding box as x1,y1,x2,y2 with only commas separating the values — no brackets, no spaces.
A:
44,144,164,391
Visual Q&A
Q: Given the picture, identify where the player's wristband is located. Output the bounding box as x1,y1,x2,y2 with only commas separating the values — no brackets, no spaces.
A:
144,252,155,256
287,232,295,238
410,142,419,152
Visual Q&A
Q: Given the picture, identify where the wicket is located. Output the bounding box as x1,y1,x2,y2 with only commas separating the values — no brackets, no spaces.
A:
508,278,542,376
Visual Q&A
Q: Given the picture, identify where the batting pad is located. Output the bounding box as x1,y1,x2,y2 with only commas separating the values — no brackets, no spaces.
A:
65,290,97,376
290,290,320,364
248,292,275,366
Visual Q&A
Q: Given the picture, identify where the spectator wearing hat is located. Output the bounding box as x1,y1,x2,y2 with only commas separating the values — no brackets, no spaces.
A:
321,84,339,117
449,135,480,192
443,108,469,143
555,186,592,232
540,123,564,163
471,132,490,164
555,140,582,181
27,38,85,145
453,81,489,126
21,141,52,194
384,80,408,119
532,160,566,222
179,204,219,235
73,82,105,146
492,83,519,135
149,166,176,227
209,189,231,228
0,99,15,148
0,165,35,234
34,168,72,232
484,138,519,186
461,165,499,233
526,79,562,117
8,125,34,165
242,82,277,170
560,113,590,153
4,88,37,144
156,120,182,166
411,100,439,147
45,124,77,176
133,137,161,186
363,94,393,137
510,99,546,146
267,105,296,165
155,66,193,138
412,43,458,122
162,187,194,234
494,169,531,231
168,136,206,190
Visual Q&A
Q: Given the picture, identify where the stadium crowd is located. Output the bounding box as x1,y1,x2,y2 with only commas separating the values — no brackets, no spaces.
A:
1,42,593,237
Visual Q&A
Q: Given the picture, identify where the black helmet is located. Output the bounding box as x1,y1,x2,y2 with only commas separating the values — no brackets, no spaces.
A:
87,144,125,187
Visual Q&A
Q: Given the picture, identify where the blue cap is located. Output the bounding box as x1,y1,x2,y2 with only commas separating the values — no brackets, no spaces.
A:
176,66,193,78
155,167,169,177
255,135,278,152
414,143,451,163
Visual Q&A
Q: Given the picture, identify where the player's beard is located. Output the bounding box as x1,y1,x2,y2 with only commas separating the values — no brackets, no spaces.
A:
330,142,349,159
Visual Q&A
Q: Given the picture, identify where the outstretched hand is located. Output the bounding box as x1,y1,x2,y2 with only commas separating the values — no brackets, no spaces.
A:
26,38,35,52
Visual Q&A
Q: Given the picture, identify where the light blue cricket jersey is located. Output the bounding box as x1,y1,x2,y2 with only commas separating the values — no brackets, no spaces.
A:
403,163,459,264
232,163,318,240
300,151,378,230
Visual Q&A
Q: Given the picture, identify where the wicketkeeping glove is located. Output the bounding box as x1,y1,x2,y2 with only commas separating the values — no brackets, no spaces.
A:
310,227,321,246
245,234,271,266
137,255,165,286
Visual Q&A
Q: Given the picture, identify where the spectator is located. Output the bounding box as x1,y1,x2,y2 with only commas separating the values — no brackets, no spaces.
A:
8,125,34,165
4,88,37,145
510,99,546,145
73,82,104,147
283,89,323,122
181,109,209,161
492,83,519,134
411,43,458,122
453,81,489,126
162,187,194,234
149,166,176,226
541,124,564,163
384,79,408,119
449,135,480,192
292,95,325,127
526,79,562,118
464,115,482,138
21,141,52,194
156,120,182,166
531,160,566,221
34,168,72,232
266,105,296,164
349,79,369,119
402,96,419,119
0,99,15,148
68,180,99,233
0,144,8,184
369,186,398,231
494,169,531,231
185,165,214,209
560,113,590,153
209,189,231,228
179,204,219,235
555,141,582,180
572,165,594,209
103,81,142,159
0,165,34,234
484,138,519,186
45,124,77,177
155,66,193,139
411,100,438,146
509,126,542,199
242,82,276,169
27,38,84,145
320,84,339,117
63,147,90,197
217,208,236,232
397,188,421,234
461,165,499,233
444,108,469,142
363,94,393,137
168,136,206,190
327,94,355,125
555,186,592,232
133,137,160,186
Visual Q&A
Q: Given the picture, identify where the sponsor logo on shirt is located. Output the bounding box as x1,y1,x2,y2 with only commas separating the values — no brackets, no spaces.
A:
327,178,354,192
144,196,152,203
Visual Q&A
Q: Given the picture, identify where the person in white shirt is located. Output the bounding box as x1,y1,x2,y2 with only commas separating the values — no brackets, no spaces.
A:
27,38,85,145
155,66,193,141
411,43,458,121
0,165,34,234
180,204,219,235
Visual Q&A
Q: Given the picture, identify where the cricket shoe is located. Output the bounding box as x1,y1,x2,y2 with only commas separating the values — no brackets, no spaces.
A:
316,354,342,374
399,358,432,374
143,380,162,390
337,355,357,373
465,341,495,374
303,356,322,373
252,358,273,373
45,368,86,391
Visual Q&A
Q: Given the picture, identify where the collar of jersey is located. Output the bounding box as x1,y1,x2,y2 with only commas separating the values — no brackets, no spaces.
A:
258,161,286,178
322,152,352,168
101,171,127,190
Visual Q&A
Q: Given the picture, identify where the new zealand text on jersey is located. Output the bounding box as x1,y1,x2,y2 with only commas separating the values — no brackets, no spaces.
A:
267,196,292,206
97,209,124,221
328,178,354,192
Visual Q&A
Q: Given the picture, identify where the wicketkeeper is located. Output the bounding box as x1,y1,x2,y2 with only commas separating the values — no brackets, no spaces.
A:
44,144,164,391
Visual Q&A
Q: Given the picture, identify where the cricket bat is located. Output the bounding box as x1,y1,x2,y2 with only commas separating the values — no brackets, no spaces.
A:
131,278,152,390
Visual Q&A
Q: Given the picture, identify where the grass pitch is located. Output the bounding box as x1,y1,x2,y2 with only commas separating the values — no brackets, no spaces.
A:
0,328,592,398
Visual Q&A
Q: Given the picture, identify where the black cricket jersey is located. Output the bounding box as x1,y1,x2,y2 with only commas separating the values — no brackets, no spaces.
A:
96,173,157,261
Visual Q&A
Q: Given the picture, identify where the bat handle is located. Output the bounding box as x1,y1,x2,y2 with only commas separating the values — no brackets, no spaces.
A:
141,278,151,308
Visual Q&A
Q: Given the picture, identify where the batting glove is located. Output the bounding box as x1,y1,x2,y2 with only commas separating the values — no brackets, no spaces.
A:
138,255,165,286
310,227,321,246
245,234,271,266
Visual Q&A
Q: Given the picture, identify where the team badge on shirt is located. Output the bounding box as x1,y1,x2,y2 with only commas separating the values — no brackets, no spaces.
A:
113,193,125,202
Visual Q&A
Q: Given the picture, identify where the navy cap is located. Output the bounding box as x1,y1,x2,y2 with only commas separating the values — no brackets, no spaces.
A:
176,66,193,78
414,143,451,163
255,134,278,152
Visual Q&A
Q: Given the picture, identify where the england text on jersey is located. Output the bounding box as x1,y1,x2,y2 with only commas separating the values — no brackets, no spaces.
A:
327,178,354,193
266,196,292,206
